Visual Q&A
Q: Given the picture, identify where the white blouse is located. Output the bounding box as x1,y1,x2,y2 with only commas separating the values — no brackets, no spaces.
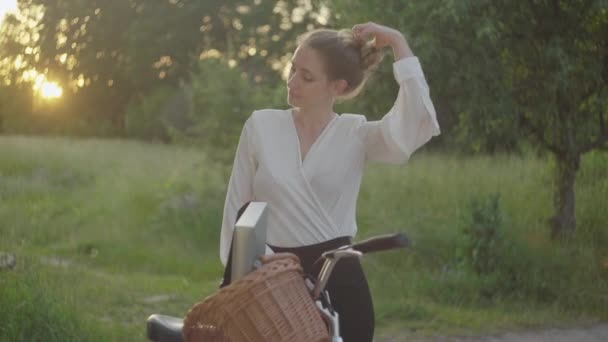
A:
219,57,440,266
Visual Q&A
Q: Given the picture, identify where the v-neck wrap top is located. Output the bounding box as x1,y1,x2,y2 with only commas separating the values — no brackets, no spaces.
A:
219,56,440,265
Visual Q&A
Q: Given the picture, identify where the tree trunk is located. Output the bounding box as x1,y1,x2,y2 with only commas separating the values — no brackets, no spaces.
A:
550,152,580,238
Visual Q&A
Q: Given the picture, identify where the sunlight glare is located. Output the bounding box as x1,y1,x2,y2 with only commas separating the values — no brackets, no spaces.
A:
40,82,63,99
0,0,18,26
32,74,63,99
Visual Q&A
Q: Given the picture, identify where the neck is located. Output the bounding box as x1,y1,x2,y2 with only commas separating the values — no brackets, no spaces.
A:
293,104,336,130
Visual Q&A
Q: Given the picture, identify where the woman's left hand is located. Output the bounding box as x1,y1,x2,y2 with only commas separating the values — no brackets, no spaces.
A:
352,22,413,59
352,22,404,49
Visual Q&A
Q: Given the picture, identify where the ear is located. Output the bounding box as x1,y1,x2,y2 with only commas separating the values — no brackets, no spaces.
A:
331,79,349,96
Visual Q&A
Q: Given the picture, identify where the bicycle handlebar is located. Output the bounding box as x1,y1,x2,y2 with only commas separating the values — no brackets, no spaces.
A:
312,233,410,301
350,233,409,254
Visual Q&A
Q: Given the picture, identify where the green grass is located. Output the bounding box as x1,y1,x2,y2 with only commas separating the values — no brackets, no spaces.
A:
0,135,606,341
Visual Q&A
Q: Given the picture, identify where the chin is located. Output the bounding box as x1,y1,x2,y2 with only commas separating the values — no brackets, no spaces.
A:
287,96,300,107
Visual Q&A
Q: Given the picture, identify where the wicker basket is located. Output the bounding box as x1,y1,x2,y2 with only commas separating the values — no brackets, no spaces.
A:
182,253,330,342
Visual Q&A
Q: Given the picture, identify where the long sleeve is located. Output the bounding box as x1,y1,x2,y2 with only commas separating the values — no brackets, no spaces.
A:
219,118,257,266
361,57,440,164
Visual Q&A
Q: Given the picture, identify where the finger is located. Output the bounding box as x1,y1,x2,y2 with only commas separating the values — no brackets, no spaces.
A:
352,23,369,31
352,24,364,36
352,22,371,35
353,27,370,41
362,23,381,38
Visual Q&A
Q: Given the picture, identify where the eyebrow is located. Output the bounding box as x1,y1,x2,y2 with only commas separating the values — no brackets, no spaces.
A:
291,61,314,75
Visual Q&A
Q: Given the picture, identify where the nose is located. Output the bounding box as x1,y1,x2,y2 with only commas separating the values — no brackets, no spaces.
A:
287,72,298,91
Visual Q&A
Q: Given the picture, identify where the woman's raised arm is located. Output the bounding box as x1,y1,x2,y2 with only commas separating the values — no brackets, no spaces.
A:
354,22,441,163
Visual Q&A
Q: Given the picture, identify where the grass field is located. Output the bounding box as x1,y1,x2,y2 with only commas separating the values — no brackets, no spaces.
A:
0,135,606,341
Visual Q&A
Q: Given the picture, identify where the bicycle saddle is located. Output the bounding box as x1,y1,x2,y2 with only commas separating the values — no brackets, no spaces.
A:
147,314,183,342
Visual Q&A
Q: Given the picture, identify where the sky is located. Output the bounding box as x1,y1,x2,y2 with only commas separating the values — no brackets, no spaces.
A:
0,0,18,26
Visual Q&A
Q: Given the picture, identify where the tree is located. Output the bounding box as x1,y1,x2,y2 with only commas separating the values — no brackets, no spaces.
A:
490,0,607,236
0,0,140,131
327,0,608,236
0,0,328,135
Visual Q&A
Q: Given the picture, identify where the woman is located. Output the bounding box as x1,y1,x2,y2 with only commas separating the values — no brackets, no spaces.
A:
219,22,440,342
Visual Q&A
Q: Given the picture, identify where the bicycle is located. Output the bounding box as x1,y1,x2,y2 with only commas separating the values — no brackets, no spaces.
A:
147,231,408,342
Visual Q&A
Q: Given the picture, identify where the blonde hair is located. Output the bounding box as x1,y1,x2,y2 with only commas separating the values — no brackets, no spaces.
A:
297,28,384,100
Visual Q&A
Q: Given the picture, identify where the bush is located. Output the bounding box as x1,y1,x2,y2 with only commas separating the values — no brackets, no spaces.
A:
460,193,504,275
455,193,608,312
171,58,286,163
124,85,180,142
457,194,568,301
577,151,608,249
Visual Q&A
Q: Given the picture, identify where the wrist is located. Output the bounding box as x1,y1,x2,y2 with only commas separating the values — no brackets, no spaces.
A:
391,33,414,60
389,30,406,45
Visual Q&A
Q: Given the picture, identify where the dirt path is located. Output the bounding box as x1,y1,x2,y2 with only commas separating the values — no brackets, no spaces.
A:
378,323,608,342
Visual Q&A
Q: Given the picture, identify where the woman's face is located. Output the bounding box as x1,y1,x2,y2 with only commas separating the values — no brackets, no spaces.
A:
287,45,339,109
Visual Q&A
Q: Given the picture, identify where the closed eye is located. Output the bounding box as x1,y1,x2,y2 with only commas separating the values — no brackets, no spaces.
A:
290,62,314,82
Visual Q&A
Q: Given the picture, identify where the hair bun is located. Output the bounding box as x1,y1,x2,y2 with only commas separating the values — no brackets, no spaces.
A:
342,30,384,73
356,36,384,73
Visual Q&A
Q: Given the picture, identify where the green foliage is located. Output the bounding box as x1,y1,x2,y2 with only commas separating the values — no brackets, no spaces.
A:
330,0,608,155
327,0,518,153
0,0,325,136
125,85,176,142
172,58,286,162
448,189,608,310
0,261,103,341
0,85,33,134
575,150,608,251
329,0,608,235
460,194,504,275
0,84,117,137
356,152,607,327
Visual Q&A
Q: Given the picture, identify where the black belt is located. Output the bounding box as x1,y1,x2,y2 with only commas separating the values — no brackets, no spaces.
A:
269,236,353,273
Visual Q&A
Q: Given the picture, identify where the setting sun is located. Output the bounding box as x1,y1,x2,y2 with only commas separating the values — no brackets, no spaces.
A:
32,73,63,99
39,81,63,99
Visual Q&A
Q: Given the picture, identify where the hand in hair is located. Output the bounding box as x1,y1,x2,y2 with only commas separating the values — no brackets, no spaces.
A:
352,22,413,60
